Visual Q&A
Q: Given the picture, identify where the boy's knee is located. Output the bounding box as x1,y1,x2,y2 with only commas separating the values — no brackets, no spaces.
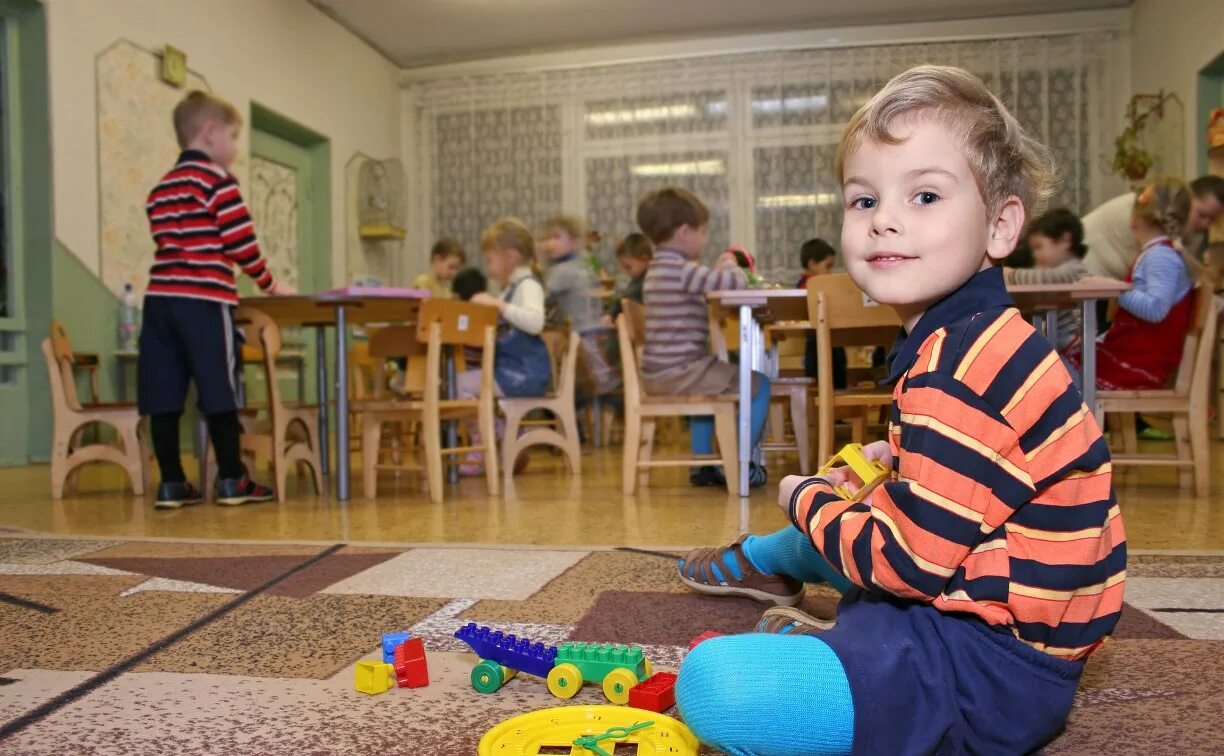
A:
676,638,757,745
754,371,772,399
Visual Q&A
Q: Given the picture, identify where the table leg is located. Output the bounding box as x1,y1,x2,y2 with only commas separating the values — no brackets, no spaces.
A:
591,395,602,449
444,345,459,485
1081,299,1098,416
335,306,351,501
315,327,330,477
1044,310,1058,345
737,304,752,498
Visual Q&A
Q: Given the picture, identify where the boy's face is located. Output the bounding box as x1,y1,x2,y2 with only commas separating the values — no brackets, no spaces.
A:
431,254,462,281
545,229,580,259
840,117,1022,330
1188,193,1224,233
1029,232,1072,269
806,257,834,276
200,120,240,168
618,255,649,278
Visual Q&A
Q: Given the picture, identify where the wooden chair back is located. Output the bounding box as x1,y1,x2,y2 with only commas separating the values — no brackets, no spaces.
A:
47,320,83,411
1172,286,1218,401
368,325,428,396
618,300,648,399
416,299,499,348
806,273,901,349
233,306,287,414
540,327,580,399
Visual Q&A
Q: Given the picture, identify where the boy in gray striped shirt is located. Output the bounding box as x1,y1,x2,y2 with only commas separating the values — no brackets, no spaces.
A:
636,187,772,488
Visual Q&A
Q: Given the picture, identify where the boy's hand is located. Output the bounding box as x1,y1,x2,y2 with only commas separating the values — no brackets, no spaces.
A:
469,292,502,311
777,439,893,515
268,281,296,296
714,252,738,271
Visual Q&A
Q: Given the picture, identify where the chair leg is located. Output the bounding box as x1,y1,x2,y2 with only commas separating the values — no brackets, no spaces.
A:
482,404,500,498
622,408,642,495
790,390,811,476
557,403,583,475
1172,416,1193,492
638,419,656,490
502,408,523,480
713,408,739,496
50,439,68,500
848,415,866,445
424,417,444,504
1120,412,1138,455
768,402,785,445
362,416,382,499
1189,408,1210,497
120,422,146,496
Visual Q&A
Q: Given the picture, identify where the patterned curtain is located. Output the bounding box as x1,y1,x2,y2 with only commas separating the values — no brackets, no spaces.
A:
407,32,1124,285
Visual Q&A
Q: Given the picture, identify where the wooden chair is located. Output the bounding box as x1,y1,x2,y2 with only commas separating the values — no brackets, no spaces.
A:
1097,286,1220,497
806,274,900,464
499,328,582,478
204,307,325,503
361,299,500,502
618,300,738,495
44,320,148,498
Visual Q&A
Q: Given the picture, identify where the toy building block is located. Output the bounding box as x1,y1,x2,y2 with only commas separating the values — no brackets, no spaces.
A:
454,622,558,679
381,631,411,664
688,631,724,651
354,660,396,694
817,443,890,502
627,671,678,713
555,642,649,685
393,636,429,688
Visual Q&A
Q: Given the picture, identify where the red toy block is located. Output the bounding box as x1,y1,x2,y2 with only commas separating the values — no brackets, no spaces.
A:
688,631,724,651
393,637,429,688
627,671,677,713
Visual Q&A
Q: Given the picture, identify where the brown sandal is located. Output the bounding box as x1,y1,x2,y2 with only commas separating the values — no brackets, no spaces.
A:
678,535,804,606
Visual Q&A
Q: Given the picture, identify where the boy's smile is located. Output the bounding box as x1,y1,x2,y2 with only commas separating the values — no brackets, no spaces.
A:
840,116,1022,331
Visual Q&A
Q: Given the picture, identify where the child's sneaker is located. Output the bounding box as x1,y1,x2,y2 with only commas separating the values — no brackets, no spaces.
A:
215,476,276,506
748,462,767,488
689,466,725,487
154,481,204,510
755,605,836,634
678,535,804,606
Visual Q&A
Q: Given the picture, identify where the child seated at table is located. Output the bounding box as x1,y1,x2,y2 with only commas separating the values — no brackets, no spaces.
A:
1004,207,1090,351
796,237,849,389
606,232,653,324
412,238,465,299
452,267,488,370
637,187,772,488
1068,178,1196,390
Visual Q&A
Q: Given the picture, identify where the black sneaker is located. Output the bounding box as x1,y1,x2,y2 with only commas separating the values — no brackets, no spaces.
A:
214,476,277,506
155,481,204,510
749,462,768,489
689,466,727,487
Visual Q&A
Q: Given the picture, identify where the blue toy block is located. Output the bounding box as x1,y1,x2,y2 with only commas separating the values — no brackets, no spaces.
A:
382,632,411,664
454,622,558,679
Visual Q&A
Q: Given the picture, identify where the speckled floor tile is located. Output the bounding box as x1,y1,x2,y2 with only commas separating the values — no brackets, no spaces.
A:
78,553,328,592
83,541,331,559
135,594,446,679
119,577,243,597
0,538,121,564
0,560,135,576
1121,578,1224,639
0,668,92,722
322,547,588,600
266,547,405,598
1127,554,1224,578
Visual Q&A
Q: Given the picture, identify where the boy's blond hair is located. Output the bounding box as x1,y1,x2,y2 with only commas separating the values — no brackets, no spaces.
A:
430,237,466,263
836,65,1055,216
543,215,586,241
173,90,242,148
480,217,536,263
636,187,709,245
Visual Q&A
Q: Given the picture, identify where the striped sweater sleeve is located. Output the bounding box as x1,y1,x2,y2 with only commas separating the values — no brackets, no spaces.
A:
789,370,1034,600
1005,259,1088,286
1117,246,1189,322
680,261,747,294
207,177,274,292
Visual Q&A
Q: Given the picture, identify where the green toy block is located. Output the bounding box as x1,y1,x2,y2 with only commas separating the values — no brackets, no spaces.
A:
555,642,648,684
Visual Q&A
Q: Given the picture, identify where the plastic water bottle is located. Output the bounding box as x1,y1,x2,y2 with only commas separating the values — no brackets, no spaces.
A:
119,283,140,351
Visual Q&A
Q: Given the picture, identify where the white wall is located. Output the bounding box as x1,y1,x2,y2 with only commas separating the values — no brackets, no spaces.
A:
45,0,401,286
1130,0,1224,175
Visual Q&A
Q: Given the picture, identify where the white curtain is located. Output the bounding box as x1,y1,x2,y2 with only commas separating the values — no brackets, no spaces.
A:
407,32,1122,285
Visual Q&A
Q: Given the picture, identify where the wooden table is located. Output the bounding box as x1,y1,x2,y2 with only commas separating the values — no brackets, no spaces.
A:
709,279,1130,497
239,294,426,500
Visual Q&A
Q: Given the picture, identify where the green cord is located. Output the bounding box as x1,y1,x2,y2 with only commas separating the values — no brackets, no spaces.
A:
571,721,655,756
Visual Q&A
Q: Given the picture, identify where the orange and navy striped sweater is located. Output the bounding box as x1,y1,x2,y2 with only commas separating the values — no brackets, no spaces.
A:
789,267,1125,661
145,150,274,305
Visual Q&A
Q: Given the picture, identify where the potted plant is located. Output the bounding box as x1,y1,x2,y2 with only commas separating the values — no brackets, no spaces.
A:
1111,125,1154,182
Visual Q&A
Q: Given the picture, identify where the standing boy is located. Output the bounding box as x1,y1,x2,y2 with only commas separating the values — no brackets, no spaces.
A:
637,187,772,488
674,66,1125,755
140,91,288,509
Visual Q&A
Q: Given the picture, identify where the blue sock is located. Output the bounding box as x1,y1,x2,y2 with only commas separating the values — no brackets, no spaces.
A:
741,527,853,595
677,633,854,756
691,416,714,455
749,372,771,449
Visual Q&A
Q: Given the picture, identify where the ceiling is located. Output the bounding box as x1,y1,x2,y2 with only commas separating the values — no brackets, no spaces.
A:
310,0,1131,69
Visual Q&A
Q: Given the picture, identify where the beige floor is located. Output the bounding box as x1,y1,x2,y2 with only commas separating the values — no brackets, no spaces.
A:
1,439,1222,550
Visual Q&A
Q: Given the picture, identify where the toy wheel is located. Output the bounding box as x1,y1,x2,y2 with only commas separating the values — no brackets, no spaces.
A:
471,659,513,694
547,663,583,699
602,667,639,705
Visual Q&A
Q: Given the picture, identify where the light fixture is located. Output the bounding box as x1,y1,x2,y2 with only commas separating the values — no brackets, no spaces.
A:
751,95,828,114
585,104,699,126
630,160,726,177
756,193,838,208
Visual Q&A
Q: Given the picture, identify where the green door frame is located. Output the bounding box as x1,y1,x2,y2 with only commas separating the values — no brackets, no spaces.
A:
1197,52,1224,176
0,0,52,464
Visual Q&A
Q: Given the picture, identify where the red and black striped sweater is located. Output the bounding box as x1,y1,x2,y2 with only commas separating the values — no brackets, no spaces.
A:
144,150,274,305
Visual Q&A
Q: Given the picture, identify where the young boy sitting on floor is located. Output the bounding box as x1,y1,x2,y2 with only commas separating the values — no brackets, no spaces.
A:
675,65,1125,755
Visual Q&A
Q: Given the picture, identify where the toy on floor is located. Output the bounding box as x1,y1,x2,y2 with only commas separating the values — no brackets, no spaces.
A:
381,631,411,664
393,636,429,688
817,442,890,502
455,622,653,704
688,630,723,651
478,705,698,756
354,660,396,694
355,632,429,694
626,671,677,713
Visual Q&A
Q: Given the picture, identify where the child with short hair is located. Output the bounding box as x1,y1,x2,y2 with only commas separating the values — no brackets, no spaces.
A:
606,232,653,323
1005,207,1091,350
796,237,837,288
1070,179,1196,390
451,267,489,370
675,66,1124,755
637,187,772,488
140,90,289,509
413,237,465,299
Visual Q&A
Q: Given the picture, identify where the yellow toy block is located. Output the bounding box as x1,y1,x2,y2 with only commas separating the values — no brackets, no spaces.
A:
817,443,890,502
354,660,396,694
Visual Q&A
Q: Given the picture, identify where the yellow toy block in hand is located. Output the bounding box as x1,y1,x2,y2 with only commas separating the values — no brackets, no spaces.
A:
354,660,396,694
817,443,890,502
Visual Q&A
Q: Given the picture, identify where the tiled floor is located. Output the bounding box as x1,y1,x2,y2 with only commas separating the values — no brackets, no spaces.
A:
0,440,1221,550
